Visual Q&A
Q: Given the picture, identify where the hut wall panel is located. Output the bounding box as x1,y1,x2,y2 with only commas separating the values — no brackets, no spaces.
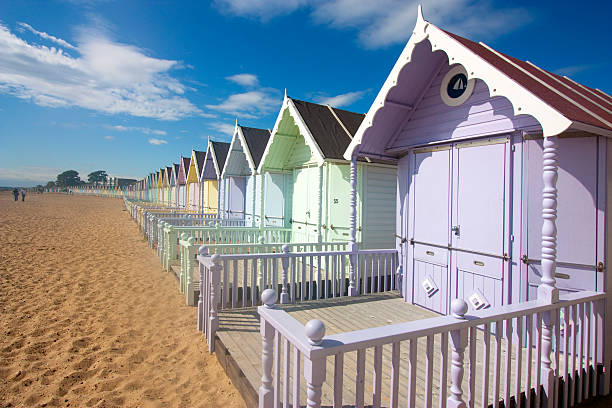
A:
361,165,397,249
413,259,447,314
264,172,288,227
525,136,599,296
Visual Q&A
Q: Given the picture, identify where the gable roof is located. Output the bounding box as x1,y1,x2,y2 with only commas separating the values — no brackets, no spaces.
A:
345,6,612,159
179,156,190,180
241,126,271,168
259,95,365,170
209,141,231,177
291,98,364,159
194,150,206,178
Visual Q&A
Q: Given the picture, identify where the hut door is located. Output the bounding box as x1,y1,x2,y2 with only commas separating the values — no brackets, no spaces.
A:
264,173,286,227
326,164,351,243
451,140,508,312
227,177,246,219
410,147,451,314
178,185,185,208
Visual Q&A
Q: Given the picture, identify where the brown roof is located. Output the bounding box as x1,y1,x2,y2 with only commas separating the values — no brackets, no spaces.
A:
291,98,365,159
444,30,612,132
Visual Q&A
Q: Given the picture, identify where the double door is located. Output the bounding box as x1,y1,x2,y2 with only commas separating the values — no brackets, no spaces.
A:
409,138,510,314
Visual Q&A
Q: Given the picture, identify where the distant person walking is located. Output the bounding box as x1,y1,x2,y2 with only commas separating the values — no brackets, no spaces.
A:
12,188,19,201
21,189,26,202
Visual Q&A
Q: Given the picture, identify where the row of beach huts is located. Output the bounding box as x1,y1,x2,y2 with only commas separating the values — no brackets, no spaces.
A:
71,8,612,408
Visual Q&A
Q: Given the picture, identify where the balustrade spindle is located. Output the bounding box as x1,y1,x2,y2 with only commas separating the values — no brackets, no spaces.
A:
280,245,290,304
448,299,468,408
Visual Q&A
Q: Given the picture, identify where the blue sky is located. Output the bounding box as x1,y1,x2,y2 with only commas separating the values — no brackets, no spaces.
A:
0,0,610,186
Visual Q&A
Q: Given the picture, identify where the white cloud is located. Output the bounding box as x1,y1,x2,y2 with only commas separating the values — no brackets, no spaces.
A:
210,122,236,136
104,135,114,140
106,125,167,135
0,166,63,183
215,0,308,20
315,90,365,107
206,90,279,119
17,22,77,50
0,23,203,120
553,64,592,77
216,0,530,48
148,138,168,145
226,73,259,87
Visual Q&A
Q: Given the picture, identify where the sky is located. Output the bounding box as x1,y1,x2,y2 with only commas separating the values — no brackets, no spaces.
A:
0,0,610,187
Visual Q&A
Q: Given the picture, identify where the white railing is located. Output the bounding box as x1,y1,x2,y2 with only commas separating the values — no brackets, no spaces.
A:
257,289,607,408
197,247,399,352
177,241,350,306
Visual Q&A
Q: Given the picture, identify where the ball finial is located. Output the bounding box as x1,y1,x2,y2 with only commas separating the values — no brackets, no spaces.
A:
451,298,468,319
261,289,277,308
282,244,290,253
181,233,188,240
187,236,195,245
210,253,221,264
198,245,208,256
258,236,265,244
305,319,326,345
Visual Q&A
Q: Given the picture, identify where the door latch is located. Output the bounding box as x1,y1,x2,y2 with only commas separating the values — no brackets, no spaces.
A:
451,225,460,236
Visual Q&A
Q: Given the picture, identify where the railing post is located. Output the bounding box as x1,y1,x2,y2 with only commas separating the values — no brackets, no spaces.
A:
348,151,359,296
186,237,196,305
208,254,222,353
197,245,207,332
304,319,326,408
257,236,265,290
166,225,177,270
259,289,277,408
180,233,188,289
280,245,290,304
447,299,468,408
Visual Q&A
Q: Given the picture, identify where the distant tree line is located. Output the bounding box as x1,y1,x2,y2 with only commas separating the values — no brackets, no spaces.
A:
46,170,108,188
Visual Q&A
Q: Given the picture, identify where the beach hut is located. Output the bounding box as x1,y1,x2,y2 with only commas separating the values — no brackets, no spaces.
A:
163,166,172,206
343,7,612,316
170,163,179,207
258,95,397,246
177,156,190,209
186,150,206,211
200,141,230,215
157,169,165,205
220,123,271,224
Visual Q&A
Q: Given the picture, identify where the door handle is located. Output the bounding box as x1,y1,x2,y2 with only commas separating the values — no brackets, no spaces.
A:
451,225,460,236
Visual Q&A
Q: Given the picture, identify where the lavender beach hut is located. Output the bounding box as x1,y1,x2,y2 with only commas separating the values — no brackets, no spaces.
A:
177,156,190,209
344,7,612,318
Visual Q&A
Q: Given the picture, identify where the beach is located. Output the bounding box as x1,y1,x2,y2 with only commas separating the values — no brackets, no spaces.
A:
0,192,245,407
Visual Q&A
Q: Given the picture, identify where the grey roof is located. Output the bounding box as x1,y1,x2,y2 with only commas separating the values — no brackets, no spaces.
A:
194,150,206,175
240,126,271,168
291,98,365,160
211,141,230,175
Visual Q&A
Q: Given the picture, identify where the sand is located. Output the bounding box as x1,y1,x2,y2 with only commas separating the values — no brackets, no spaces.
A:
0,192,246,408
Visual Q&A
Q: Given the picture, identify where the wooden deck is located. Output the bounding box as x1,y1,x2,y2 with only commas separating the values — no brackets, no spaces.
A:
215,293,580,408
216,293,442,407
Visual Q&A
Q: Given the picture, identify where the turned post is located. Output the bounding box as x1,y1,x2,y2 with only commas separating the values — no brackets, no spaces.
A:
208,253,222,353
304,319,326,408
348,151,359,296
259,289,277,407
447,299,468,408
186,236,195,300
257,236,265,290
280,245,290,304
197,245,207,332
538,136,559,408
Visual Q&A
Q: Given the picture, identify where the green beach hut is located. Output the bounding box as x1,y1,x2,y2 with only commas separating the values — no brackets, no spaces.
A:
258,94,397,248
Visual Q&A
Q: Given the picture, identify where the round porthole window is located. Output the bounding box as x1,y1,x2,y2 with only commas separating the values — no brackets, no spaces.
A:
440,65,475,106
